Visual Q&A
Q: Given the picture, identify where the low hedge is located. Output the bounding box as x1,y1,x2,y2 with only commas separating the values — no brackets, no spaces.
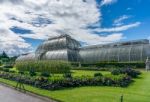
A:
111,68,141,78
0,72,132,90
96,62,145,68
15,60,71,74
81,62,145,68
72,67,110,71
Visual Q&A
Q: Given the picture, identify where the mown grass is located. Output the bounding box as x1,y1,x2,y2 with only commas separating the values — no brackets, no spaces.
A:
0,70,150,102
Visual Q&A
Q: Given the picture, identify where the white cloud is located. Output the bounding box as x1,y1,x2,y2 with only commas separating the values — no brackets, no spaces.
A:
101,0,117,6
0,0,140,56
0,27,32,56
94,22,141,33
113,15,131,26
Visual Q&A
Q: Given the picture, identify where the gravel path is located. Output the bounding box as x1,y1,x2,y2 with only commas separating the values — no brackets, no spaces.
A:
0,84,55,102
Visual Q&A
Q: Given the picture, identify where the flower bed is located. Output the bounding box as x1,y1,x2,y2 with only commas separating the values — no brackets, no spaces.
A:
111,68,141,78
0,71,132,90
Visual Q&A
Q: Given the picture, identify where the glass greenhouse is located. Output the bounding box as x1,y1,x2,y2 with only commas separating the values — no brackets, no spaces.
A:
16,34,150,64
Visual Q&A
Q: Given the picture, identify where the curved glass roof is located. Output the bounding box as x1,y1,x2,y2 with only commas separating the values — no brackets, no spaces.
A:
16,53,36,61
79,44,150,63
16,34,150,63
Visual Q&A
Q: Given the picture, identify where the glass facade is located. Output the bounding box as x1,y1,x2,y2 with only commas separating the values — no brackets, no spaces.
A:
16,53,36,61
34,34,80,61
17,35,150,64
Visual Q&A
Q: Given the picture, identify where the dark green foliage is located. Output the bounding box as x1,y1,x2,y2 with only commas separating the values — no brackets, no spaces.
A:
63,73,72,78
19,71,24,75
1,51,8,58
0,66,3,71
3,68,10,72
29,70,37,76
3,64,14,68
9,70,16,73
72,67,110,71
111,69,121,75
15,60,71,74
80,62,145,69
0,72,132,90
95,62,145,68
0,52,17,66
94,73,103,77
41,72,50,77
0,61,2,66
111,68,141,78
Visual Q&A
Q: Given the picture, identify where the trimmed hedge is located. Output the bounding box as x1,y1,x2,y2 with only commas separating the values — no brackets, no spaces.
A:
111,68,141,78
0,72,132,90
96,62,145,68
79,62,145,69
72,67,110,71
15,60,71,74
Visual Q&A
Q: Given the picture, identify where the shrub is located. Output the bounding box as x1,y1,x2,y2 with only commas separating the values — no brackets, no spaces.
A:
95,62,145,68
41,72,50,77
111,68,141,78
94,73,103,77
15,60,71,74
3,68,9,72
0,72,132,90
0,66,3,71
9,70,16,73
72,67,110,71
111,69,121,75
63,73,72,78
3,65,13,68
29,70,37,76
18,71,24,75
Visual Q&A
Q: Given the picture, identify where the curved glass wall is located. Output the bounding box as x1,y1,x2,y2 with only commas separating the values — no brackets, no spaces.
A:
16,53,36,61
43,50,68,61
16,34,150,64
34,34,80,62
79,44,150,64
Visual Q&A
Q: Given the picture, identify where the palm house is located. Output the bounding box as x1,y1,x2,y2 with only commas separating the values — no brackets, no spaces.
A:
17,34,150,64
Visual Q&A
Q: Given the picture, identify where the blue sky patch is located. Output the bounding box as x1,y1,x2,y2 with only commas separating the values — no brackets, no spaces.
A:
10,26,33,34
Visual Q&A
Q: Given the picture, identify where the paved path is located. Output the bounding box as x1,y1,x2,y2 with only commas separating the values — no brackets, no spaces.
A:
0,84,55,102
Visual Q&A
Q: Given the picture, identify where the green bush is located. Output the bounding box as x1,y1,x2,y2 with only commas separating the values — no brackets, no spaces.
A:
15,60,71,74
80,62,144,68
63,73,72,78
9,70,16,73
41,72,50,77
0,72,132,90
72,67,110,71
95,62,145,68
94,73,103,77
111,69,121,75
29,70,37,76
111,68,141,78
3,68,10,72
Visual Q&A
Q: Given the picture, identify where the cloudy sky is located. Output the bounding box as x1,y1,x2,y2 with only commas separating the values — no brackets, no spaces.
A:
0,0,150,56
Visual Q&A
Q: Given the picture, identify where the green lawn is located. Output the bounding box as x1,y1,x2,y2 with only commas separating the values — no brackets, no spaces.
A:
0,70,150,102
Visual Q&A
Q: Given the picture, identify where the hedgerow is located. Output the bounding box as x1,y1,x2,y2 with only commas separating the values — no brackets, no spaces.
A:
15,60,71,74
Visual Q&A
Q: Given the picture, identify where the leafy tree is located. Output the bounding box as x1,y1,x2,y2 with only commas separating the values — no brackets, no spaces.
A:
1,51,9,58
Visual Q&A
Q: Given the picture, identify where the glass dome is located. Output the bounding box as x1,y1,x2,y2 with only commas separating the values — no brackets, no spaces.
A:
35,34,81,61
16,53,36,61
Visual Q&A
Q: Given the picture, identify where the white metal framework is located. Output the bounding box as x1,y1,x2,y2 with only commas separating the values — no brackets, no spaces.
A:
16,35,150,64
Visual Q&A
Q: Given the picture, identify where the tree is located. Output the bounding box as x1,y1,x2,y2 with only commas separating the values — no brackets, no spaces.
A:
0,51,9,63
1,51,9,58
